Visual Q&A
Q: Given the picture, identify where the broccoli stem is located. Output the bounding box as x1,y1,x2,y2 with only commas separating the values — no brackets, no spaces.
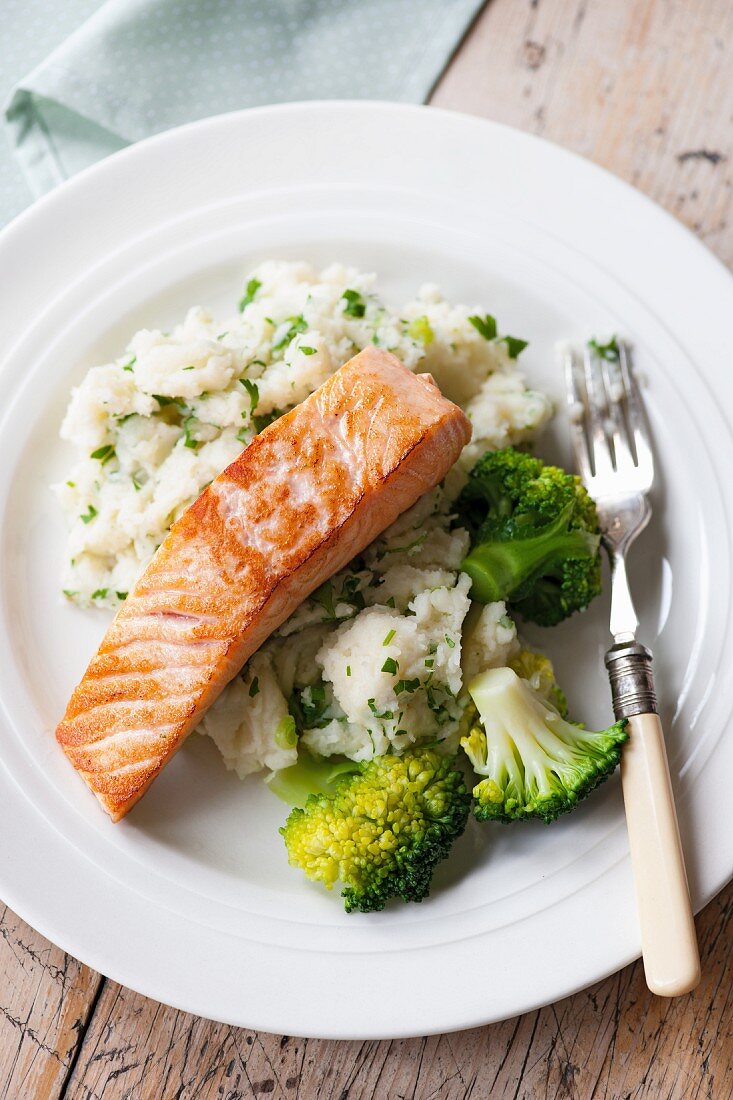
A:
462,508,598,604
266,753,359,808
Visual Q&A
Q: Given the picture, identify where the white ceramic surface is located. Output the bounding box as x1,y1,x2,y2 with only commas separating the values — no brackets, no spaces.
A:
0,102,732,1038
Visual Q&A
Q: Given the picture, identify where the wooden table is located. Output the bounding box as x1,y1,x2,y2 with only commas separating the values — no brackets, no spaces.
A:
2,2,732,1096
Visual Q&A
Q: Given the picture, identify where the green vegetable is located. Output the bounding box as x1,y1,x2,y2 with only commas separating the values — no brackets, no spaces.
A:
468,313,497,340
274,715,298,749
274,748,470,912
407,315,434,345
499,335,529,359
468,314,528,358
299,345,317,356
272,315,308,351
249,676,260,698
116,591,128,601
91,588,108,601
462,667,627,823
183,415,200,450
80,504,97,524
238,277,262,312
457,447,602,626
588,335,620,362
342,289,367,318
382,629,396,646
252,407,284,433
122,356,136,372
240,378,260,412
90,444,116,465
509,648,568,717
381,657,399,675
290,682,331,730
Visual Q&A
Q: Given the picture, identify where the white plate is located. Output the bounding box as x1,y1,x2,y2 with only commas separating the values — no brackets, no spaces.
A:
1,102,732,1039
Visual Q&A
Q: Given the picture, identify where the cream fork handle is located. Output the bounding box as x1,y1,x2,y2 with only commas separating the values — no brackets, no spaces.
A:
621,711,700,996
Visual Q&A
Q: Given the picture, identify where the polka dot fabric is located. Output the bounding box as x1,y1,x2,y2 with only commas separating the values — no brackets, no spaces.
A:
2,0,484,219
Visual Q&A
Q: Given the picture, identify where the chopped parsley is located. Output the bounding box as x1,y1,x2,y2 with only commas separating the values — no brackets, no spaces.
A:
299,345,317,356
240,378,260,412
367,698,394,721
272,315,308,352
382,629,396,646
238,277,262,312
252,407,284,433
80,504,97,524
381,657,399,675
385,596,396,608
116,591,128,601
313,581,337,620
183,364,195,371
378,532,427,559
395,678,421,695
342,289,366,318
468,313,498,340
290,683,331,730
62,589,77,599
131,473,143,491
588,335,621,362
183,415,200,449
499,335,529,359
91,588,108,601
469,314,528,358
424,658,434,669
249,676,260,698
66,480,75,488
122,356,136,372
346,665,352,677
445,634,456,649
90,444,116,465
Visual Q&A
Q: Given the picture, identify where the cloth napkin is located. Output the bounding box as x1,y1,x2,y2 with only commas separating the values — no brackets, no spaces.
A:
3,0,484,219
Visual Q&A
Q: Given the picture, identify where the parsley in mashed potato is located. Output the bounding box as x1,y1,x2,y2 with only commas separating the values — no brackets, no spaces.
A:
56,260,553,774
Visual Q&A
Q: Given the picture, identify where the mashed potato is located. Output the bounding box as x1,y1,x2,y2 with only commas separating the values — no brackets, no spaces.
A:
56,261,554,775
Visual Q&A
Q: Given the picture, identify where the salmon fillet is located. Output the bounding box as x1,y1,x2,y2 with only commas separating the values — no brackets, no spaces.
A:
56,347,472,820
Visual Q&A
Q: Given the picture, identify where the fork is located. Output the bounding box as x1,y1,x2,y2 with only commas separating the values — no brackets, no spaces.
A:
564,340,700,997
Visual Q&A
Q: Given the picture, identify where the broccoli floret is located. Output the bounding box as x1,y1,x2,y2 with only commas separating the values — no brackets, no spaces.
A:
273,749,471,913
508,648,568,717
457,448,602,626
461,667,627,823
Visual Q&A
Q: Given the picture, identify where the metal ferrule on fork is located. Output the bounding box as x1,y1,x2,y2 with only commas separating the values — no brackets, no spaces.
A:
605,641,658,720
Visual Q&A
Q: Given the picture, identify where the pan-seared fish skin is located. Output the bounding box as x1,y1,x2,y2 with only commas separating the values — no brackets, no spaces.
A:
56,347,472,820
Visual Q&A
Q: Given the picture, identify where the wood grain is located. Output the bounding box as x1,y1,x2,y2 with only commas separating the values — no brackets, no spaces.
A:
2,1,733,1097
433,0,733,269
0,905,101,1099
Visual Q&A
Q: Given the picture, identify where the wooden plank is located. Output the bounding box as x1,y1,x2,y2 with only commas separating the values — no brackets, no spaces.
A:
60,882,732,1098
0,905,102,1100
433,0,733,269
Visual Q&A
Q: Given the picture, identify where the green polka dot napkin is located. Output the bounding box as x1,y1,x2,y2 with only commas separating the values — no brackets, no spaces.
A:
3,0,484,223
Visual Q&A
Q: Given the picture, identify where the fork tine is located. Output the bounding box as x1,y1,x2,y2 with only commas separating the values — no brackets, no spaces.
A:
583,345,615,478
599,354,635,472
618,342,654,478
563,346,592,482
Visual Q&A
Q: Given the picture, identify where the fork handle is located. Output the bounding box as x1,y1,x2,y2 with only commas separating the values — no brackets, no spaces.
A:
605,644,700,996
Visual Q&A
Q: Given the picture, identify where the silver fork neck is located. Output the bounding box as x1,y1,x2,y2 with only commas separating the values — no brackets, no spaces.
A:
607,552,639,642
